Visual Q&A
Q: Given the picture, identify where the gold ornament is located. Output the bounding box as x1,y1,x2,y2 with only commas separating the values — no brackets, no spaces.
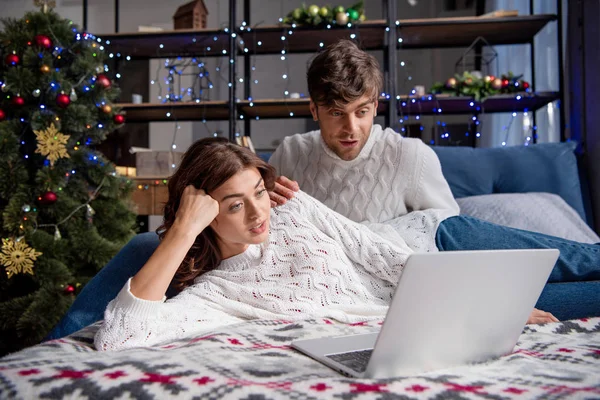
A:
34,123,70,166
40,64,51,74
491,78,503,90
0,238,42,278
101,104,112,114
336,12,348,25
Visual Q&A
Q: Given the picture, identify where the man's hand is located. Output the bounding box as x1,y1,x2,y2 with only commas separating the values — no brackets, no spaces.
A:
526,308,559,324
269,176,299,207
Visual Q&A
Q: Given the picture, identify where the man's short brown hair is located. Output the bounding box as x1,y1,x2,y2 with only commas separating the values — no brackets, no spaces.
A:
307,39,383,108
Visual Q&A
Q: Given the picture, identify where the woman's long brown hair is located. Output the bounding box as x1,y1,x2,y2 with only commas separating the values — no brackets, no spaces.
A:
157,137,276,291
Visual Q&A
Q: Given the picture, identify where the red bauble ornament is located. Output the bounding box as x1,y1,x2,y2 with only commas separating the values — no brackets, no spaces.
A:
96,74,111,88
11,96,25,107
5,53,20,66
56,93,71,108
502,79,510,88
113,114,125,124
523,81,530,90
34,34,53,50
0,109,5,121
38,191,58,206
64,285,75,294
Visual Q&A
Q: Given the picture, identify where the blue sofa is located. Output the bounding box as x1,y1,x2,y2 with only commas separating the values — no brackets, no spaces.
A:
46,142,600,340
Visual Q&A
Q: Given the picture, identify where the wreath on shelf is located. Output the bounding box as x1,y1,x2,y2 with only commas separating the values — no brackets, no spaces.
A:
430,71,531,102
281,1,365,27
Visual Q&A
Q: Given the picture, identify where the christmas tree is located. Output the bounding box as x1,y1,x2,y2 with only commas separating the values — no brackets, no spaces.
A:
0,1,136,356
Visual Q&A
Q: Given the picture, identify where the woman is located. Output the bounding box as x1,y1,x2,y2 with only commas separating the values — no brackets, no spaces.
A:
95,138,414,351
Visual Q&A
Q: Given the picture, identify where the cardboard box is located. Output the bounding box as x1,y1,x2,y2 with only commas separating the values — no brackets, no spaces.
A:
131,178,169,215
135,151,183,177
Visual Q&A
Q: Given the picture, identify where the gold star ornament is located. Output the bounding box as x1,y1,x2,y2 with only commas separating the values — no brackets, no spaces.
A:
34,0,56,13
0,238,43,278
34,123,70,166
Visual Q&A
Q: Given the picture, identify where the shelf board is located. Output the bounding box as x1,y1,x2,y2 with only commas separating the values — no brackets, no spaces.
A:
396,14,557,48
99,29,231,59
238,92,558,119
238,98,390,119
116,92,557,122
117,102,231,122
239,20,388,55
399,92,559,114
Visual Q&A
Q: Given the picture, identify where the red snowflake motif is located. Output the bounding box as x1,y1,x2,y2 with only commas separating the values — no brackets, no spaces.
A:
105,371,127,379
504,387,528,394
323,319,333,324
194,376,215,385
406,384,429,392
228,338,243,345
310,383,332,392
18,369,40,376
349,321,368,327
349,383,389,393
140,373,178,384
580,318,589,322
54,370,93,379
558,348,575,353
445,383,487,394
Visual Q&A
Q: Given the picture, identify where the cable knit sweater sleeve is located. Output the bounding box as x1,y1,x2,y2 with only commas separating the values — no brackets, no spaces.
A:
279,191,412,285
409,141,460,215
94,278,243,351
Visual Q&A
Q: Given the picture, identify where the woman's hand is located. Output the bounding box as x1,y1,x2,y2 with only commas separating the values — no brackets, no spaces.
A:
268,176,299,207
526,308,559,324
174,185,220,237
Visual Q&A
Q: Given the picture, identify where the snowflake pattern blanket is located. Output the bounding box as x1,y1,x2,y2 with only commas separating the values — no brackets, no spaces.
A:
1,317,599,399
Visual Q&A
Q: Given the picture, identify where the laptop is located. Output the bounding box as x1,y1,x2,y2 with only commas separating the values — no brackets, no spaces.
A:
291,249,559,379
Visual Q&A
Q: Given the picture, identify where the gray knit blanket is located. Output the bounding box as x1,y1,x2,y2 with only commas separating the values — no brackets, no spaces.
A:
1,317,599,399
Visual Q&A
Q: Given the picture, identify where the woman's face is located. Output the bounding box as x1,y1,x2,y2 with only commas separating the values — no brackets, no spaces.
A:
209,167,271,259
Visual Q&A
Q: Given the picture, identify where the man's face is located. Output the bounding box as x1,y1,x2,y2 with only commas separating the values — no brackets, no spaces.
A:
310,95,378,161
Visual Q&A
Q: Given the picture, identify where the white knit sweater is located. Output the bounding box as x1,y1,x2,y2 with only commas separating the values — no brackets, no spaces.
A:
269,124,460,225
95,191,414,351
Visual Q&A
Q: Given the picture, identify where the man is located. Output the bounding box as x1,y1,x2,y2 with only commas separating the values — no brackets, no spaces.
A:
267,40,600,323
268,39,458,255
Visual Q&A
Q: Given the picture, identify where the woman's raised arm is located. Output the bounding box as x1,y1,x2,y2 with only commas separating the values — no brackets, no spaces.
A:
130,185,219,300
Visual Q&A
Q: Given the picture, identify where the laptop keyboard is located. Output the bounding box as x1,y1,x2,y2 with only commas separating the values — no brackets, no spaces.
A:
326,349,373,373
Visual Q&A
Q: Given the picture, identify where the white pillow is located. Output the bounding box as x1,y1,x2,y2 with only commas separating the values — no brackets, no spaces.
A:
456,192,600,244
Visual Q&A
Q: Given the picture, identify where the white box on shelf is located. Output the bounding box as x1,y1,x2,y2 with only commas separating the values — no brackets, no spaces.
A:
131,148,183,177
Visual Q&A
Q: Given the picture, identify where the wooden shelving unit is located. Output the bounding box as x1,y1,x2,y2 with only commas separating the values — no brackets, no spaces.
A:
101,2,562,215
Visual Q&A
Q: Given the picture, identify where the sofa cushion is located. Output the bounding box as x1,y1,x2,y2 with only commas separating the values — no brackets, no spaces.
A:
456,192,600,244
432,142,587,221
